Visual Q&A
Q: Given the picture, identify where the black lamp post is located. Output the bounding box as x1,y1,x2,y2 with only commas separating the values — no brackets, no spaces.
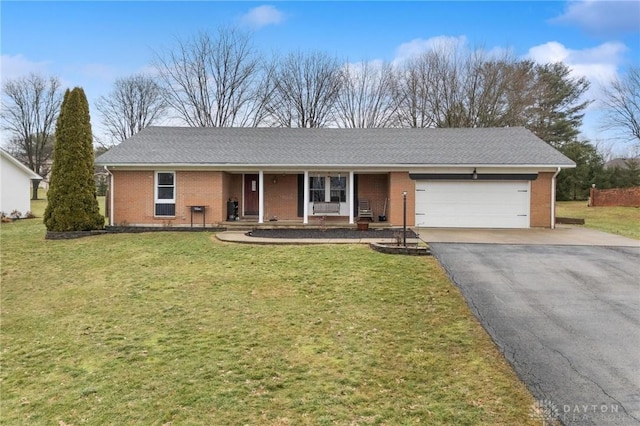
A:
402,191,407,247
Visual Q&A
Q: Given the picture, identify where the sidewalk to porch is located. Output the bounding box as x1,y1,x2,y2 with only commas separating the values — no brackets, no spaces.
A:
216,230,420,245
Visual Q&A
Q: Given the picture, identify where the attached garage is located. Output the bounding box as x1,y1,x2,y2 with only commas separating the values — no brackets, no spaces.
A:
415,180,531,228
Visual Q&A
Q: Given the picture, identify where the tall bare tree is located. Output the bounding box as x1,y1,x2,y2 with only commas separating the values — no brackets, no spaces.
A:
391,42,588,147
153,27,263,127
601,66,640,144
392,56,435,128
394,46,533,129
264,51,343,128
335,61,398,128
393,46,465,128
1,73,62,199
96,74,168,144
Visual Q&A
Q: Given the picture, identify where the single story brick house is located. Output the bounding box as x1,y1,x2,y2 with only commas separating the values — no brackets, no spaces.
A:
95,126,574,229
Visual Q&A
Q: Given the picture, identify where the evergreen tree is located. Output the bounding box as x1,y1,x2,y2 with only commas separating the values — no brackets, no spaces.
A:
526,62,591,148
44,88,104,231
556,140,604,200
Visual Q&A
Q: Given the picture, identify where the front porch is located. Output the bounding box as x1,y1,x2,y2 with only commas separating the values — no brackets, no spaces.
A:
227,171,393,226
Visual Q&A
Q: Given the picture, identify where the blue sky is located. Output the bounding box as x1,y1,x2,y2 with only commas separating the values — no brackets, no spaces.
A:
1,1,639,153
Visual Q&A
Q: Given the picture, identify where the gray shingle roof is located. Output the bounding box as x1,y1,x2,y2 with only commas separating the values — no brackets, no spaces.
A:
96,126,575,167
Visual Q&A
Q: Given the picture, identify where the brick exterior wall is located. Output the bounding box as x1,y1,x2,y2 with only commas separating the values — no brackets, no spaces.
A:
111,169,556,228
112,170,227,226
388,172,415,226
177,171,225,225
530,172,554,228
357,174,389,221
590,186,640,207
264,174,298,220
112,170,153,225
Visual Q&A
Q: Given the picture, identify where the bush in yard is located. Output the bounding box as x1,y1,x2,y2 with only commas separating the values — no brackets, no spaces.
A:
44,87,104,232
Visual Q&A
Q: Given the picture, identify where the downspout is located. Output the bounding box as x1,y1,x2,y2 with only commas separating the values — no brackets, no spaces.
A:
551,167,561,229
105,166,114,226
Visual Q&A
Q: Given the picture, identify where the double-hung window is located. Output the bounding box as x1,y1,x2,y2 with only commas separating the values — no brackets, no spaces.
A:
155,172,175,216
309,175,347,202
329,176,346,202
309,176,325,202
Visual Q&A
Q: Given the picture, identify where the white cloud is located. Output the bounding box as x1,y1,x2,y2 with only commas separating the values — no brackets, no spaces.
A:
392,35,467,65
0,54,52,82
241,5,285,29
526,40,631,144
550,0,640,36
526,40,627,88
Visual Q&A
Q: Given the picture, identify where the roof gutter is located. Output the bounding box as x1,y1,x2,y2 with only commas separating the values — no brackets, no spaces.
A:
97,162,576,170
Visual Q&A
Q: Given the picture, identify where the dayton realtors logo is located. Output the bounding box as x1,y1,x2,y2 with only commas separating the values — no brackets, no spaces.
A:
529,399,623,424
529,399,560,423
559,403,622,423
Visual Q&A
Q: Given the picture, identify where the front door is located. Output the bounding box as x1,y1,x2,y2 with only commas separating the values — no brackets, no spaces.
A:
244,174,259,215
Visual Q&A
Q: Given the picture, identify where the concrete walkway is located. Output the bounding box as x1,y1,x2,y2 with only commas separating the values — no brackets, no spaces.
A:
215,230,420,245
216,226,639,247
416,225,639,247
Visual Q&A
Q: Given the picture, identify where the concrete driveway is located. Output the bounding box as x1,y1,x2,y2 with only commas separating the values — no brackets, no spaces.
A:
417,225,639,247
427,237,640,425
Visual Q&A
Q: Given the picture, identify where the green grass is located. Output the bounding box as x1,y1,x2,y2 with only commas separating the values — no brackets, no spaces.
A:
1,202,539,425
557,201,640,240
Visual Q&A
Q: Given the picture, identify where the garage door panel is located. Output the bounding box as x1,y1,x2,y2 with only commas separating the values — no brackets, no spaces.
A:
415,181,530,228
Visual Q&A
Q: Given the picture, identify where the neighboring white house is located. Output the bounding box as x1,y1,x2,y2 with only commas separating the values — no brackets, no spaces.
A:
0,148,41,216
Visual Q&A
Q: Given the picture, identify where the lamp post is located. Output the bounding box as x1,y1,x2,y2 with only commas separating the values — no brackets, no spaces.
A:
402,191,407,247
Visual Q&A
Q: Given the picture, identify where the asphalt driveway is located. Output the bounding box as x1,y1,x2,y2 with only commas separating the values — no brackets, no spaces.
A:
429,243,640,425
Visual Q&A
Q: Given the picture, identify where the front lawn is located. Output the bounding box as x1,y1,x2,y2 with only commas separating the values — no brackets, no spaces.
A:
1,213,538,425
556,201,640,240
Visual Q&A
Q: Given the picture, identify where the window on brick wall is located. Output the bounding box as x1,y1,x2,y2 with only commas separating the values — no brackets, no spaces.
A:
155,171,175,216
309,175,347,202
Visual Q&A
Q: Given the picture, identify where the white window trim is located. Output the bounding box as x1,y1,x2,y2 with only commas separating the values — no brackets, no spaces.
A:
309,175,348,202
308,174,349,216
155,171,176,217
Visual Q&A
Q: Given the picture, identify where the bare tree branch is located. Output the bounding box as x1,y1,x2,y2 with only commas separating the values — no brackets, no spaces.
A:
601,66,640,144
96,74,168,144
265,51,343,128
153,27,264,127
335,61,398,128
1,73,62,199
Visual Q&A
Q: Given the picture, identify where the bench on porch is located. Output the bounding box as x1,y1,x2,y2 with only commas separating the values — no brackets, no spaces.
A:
313,201,341,215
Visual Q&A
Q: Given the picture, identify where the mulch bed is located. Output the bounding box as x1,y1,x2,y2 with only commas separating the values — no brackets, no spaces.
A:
248,228,417,239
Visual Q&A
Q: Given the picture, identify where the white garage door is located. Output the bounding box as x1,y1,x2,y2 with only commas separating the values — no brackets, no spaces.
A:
415,181,531,228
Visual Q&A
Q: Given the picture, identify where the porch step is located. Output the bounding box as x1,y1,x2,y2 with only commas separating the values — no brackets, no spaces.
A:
221,221,393,230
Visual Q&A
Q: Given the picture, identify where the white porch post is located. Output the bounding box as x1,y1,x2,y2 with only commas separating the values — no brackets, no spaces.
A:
348,171,355,224
258,170,264,224
303,171,309,224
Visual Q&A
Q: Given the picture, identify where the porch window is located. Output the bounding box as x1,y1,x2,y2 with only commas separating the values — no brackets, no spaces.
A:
155,171,175,216
309,176,325,202
330,176,346,202
309,175,347,202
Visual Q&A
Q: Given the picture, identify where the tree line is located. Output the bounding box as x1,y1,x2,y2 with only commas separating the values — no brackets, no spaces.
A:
2,27,639,201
